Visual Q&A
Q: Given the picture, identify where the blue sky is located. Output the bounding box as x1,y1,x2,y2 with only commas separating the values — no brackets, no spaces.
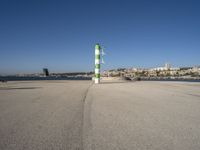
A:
0,0,200,74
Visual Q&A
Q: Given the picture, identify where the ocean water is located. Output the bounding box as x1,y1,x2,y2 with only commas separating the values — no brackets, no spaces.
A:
0,76,92,81
141,78,200,82
0,76,200,82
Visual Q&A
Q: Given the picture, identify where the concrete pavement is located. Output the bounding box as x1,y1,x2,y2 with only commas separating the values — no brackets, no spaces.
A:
83,81,200,150
1,80,200,150
0,80,92,150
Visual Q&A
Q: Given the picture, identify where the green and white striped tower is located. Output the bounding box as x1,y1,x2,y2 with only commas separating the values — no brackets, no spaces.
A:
95,43,101,84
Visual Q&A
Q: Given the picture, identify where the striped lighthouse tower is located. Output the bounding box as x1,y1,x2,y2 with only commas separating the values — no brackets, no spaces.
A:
95,44,101,84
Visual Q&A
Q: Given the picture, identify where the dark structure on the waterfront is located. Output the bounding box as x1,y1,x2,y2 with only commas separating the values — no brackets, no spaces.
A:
43,68,49,77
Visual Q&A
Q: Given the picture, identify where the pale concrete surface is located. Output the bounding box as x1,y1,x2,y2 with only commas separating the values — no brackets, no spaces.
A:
1,80,200,150
83,81,200,150
0,80,92,150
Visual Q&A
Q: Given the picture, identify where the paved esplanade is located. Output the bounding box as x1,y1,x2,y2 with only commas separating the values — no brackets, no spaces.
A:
83,81,200,150
1,81,200,150
0,81,92,150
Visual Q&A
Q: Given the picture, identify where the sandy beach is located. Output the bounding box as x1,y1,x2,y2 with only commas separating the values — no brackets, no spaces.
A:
0,80,200,150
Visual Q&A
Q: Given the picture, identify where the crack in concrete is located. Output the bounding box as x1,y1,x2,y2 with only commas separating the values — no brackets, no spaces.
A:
81,82,94,150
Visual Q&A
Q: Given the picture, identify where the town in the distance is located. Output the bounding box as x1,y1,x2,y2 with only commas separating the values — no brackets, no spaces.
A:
102,63,200,81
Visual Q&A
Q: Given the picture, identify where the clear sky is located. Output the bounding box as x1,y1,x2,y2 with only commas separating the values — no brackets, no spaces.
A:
0,0,200,74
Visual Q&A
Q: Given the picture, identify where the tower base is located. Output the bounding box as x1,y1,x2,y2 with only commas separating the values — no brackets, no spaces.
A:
95,78,100,84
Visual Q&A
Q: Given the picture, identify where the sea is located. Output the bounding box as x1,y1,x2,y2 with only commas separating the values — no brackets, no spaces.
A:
0,76,200,82
141,78,200,82
0,76,92,81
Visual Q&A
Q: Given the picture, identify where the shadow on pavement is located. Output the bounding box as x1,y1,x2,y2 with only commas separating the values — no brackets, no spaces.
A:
0,87,42,90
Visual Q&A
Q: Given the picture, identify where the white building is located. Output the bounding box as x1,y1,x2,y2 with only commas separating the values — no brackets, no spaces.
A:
152,63,179,71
